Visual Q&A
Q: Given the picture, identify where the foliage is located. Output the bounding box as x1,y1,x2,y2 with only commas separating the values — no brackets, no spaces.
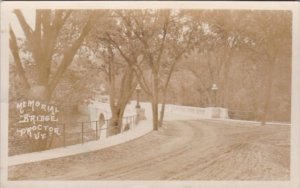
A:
10,9,292,125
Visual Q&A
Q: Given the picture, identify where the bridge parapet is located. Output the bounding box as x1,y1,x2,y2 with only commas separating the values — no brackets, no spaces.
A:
164,104,205,115
78,101,139,133
163,104,229,119
81,100,229,122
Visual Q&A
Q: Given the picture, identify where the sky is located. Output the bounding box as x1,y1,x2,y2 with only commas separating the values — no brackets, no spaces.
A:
10,9,36,37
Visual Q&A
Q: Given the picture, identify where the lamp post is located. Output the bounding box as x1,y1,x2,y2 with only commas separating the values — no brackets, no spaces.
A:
211,83,218,107
136,84,141,108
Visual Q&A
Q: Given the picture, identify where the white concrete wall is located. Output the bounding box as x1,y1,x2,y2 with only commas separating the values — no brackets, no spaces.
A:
79,101,137,122
81,101,138,135
84,100,229,124
123,101,230,120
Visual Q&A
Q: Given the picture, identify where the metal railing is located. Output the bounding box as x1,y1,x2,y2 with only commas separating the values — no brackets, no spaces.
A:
9,115,138,156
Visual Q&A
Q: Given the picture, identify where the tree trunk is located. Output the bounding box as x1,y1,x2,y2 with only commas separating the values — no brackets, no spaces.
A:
159,90,167,127
108,66,135,135
117,106,126,131
152,101,159,131
152,73,159,131
27,85,51,102
26,85,52,152
108,108,121,136
108,99,128,135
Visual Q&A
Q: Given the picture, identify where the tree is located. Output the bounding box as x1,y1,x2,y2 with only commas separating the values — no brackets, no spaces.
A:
165,10,291,122
237,10,292,124
9,9,103,152
184,10,247,108
87,10,142,135
114,10,195,130
157,20,195,126
9,9,99,102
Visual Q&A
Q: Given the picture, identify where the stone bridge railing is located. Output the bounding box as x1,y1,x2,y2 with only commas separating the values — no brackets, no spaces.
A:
163,104,229,119
81,100,230,123
164,104,205,115
79,101,137,122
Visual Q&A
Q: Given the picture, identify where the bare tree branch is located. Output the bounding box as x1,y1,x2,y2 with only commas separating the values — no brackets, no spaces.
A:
9,26,30,89
14,9,34,41
48,11,98,95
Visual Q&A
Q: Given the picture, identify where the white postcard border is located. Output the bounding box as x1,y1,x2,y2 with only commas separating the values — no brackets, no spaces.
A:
1,1,299,188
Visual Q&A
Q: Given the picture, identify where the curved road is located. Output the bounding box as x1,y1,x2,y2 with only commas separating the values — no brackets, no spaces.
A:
9,120,290,180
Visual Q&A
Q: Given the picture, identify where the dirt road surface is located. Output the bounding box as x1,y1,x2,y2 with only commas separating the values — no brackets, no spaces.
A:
8,120,290,180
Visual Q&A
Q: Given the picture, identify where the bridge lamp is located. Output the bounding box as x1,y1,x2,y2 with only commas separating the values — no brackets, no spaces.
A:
136,84,141,108
211,83,218,107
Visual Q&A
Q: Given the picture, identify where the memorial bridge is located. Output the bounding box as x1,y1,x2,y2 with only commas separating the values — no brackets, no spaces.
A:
8,99,290,180
8,99,289,166
9,99,256,157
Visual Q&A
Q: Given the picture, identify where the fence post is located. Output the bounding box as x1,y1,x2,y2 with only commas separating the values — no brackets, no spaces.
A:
81,122,84,144
95,121,98,140
63,123,66,147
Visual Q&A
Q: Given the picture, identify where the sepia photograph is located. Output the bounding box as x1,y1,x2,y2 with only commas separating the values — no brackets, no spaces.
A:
0,1,299,188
